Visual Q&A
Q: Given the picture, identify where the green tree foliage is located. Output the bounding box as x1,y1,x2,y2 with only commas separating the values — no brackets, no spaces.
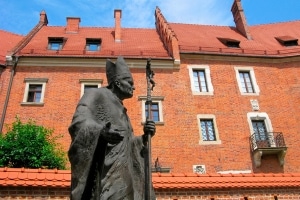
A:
0,117,66,169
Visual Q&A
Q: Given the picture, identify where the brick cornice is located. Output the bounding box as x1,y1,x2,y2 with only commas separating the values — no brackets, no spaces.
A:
181,53,300,64
16,56,176,70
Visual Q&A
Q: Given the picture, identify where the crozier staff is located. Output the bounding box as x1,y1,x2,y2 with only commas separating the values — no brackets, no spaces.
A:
68,57,156,200
144,58,155,200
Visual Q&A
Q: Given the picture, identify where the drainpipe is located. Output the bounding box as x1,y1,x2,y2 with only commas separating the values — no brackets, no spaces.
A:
0,56,18,133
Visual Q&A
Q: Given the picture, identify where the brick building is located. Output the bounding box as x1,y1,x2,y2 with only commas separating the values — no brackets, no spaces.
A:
1,0,300,199
0,30,23,131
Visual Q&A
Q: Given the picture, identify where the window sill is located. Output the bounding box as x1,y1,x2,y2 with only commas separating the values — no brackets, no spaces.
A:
21,102,44,106
199,140,221,145
141,122,164,126
240,92,259,96
192,91,214,96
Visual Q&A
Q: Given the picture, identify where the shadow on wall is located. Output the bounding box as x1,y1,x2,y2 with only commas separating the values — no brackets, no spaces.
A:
251,154,284,173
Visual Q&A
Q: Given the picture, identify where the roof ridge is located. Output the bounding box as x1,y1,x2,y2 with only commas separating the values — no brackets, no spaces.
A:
0,29,24,37
152,172,300,177
45,25,156,30
10,21,45,55
249,20,300,27
0,167,71,174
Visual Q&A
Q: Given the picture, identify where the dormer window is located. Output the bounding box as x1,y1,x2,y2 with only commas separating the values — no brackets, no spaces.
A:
218,38,240,48
86,38,101,51
48,37,64,50
275,36,298,47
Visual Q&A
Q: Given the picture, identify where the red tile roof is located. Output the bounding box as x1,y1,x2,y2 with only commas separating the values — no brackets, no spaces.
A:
0,168,70,187
169,21,300,57
18,26,171,59
153,172,300,189
1,168,300,189
15,9,300,60
0,30,23,65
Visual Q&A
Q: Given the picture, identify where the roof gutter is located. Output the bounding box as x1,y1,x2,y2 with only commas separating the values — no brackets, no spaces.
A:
0,56,18,133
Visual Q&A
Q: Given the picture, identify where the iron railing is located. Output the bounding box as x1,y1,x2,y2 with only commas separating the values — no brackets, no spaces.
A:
250,132,286,151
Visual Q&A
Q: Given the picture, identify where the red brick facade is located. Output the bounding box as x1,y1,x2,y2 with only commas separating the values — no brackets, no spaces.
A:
2,57,299,172
1,0,300,198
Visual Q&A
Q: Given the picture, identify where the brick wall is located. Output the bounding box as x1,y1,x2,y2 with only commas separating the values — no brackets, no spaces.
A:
1,187,299,200
1,57,300,174
155,188,300,200
0,186,69,200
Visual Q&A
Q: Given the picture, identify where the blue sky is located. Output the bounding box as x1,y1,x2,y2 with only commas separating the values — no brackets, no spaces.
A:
1,0,300,35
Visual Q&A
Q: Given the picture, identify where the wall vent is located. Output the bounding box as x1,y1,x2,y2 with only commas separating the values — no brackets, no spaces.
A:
193,165,206,174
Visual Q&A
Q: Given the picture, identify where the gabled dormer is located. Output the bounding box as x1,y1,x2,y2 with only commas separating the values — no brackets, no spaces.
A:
275,36,298,47
218,37,240,48
48,37,66,50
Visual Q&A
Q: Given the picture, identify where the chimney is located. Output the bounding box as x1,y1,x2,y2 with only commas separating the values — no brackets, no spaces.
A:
231,0,251,40
40,10,48,25
66,17,81,33
114,9,122,42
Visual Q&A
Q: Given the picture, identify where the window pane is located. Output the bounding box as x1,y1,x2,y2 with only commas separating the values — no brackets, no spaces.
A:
193,70,208,92
35,92,41,102
152,112,159,121
201,122,208,141
239,71,254,93
252,120,270,147
200,119,216,141
48,38,63,50
252,120,267,140
27,92,35,102
87,43,99,51
86,39,101,51
50,43,61,50
27,85,42,102
145,102,160,122
152,104,159,110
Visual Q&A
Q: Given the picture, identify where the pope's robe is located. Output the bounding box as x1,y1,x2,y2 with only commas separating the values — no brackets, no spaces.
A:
68,87,155,200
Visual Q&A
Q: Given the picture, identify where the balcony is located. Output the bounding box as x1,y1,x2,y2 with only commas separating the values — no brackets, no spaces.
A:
249,132,287,167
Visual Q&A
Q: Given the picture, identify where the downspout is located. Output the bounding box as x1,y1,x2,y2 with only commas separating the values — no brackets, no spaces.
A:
0,56,19,133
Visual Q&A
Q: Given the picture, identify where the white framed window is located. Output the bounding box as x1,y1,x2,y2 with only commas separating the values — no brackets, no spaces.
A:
80,79,103,97
197,114,221,145
22,78,48,105
138,96,164,125
235,67,260,95
188,65,214,95
247,112,275,149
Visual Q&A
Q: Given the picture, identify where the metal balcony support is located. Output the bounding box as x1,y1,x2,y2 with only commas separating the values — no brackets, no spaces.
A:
250,132,287,167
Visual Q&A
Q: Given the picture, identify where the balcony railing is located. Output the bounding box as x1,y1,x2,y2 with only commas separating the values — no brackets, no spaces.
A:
249,132,287,167
250,132,286,151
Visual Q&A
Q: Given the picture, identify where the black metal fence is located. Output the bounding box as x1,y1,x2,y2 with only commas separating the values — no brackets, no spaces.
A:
249,132,286,151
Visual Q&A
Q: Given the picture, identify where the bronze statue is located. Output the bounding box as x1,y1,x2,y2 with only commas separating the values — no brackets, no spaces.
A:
68,57,156,200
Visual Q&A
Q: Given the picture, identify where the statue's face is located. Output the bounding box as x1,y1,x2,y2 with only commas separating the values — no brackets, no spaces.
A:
115,76,135,99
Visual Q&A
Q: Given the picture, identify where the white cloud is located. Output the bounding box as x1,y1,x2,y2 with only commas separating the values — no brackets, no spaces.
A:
121,0,157,28
158,0,234,26
116,0,235,28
